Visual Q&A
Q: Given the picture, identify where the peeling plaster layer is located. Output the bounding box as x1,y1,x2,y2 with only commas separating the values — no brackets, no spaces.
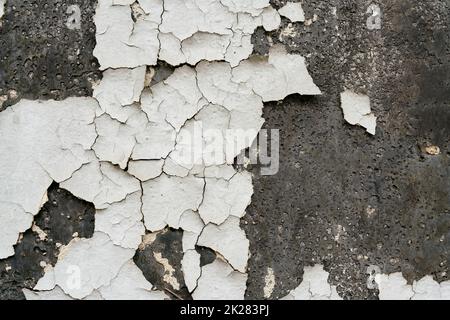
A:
95,191,145,249
0,0,4,19
93,0,282,68
340,90,377,135
94,0,161,69
192,258,247,300
60,158,141,210
278,2,305,23
282,265,342,300
197,216,250,273
2,0,324,301
0,98,97,259
376,273,450,300
37,232,135,299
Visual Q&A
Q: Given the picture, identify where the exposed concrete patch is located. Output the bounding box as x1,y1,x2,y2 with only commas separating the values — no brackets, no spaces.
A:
134,229,190,300
0,0,101,108
244,0,449,300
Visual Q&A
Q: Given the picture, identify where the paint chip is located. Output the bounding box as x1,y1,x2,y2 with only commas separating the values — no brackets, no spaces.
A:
340,90,377,135
278,2,305,22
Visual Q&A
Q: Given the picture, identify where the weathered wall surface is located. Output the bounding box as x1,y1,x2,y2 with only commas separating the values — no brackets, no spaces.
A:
245,0,450,299
0,0,448,300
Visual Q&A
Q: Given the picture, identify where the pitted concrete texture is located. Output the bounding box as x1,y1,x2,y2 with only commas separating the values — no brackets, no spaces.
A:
244,0,449,299
0,0,101,109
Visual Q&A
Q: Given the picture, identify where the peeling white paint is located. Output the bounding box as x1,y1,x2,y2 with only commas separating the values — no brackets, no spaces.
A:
60,158,141,210
31,260,168,300
282,265,342,300
95,191,145,249
23,286,74,300
127,160,164,181
142,174,205,231
233,45,322,101
197,216,250,273
192,258,248,300
2,0,325,300
278,2,305,23
36,232,135,299
179,210,205,252
375,272,450,300
94,0,161,69
0,0,5,20
0,98,97,259
182,250,201,293
199,170,253,225
99,260,168,300
93,67,146,122
340,90,377,135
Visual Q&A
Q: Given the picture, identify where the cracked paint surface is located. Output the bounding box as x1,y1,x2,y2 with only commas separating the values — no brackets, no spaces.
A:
0,0,323,300
0,0,449,301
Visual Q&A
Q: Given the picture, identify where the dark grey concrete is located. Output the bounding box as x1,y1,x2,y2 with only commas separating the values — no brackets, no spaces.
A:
134,228,191,300
244,0,449,300
0,0,101,109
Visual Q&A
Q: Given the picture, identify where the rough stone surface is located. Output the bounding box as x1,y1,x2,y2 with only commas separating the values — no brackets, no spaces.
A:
244,0,449,300
0,0,101,109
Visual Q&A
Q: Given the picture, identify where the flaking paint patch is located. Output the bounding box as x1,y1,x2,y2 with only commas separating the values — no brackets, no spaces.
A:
340,90,377,135
282,265,342,300
278,2,305,23
0,98,98,259
0,0,4,20
192,258,247,300
375,272,450,300
2,0,323,300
